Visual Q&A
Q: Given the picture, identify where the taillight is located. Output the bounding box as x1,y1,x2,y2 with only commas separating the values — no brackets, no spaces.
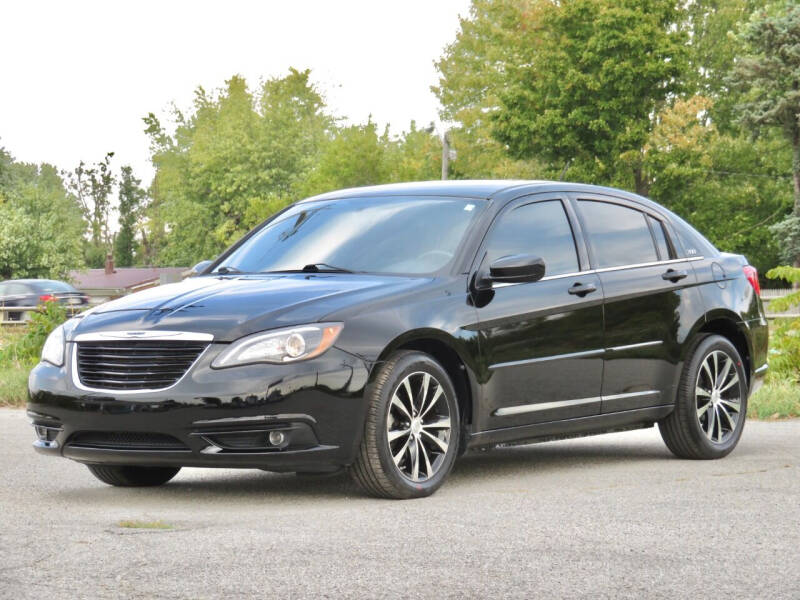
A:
743,265,761,296
39,294,56,303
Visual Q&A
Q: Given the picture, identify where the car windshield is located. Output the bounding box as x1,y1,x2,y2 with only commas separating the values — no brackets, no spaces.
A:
214,196,486,275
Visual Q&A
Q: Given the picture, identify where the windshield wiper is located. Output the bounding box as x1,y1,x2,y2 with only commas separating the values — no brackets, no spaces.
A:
215,266,248,275
301,263,354,273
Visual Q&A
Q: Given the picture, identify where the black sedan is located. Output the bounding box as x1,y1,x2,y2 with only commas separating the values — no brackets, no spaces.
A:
1,279,89,321
27,181,768,498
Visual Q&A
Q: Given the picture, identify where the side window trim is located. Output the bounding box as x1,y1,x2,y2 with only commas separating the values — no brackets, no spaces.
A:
646,214,675,261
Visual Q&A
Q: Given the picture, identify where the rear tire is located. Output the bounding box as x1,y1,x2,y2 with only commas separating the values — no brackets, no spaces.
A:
659,335,748,459
87,465,181,487
350,351,460,499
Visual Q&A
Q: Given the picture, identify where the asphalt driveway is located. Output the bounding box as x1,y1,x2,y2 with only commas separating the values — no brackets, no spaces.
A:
0,408,797,599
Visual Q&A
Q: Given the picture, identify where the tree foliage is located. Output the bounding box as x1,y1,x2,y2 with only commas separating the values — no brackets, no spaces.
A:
728,2,800,265
114,166,147,268
142,70,444,266
491,0,688,194
0,148,85,280
66,152,116,268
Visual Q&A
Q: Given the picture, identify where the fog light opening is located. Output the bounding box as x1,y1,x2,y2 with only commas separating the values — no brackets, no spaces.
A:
268,431,285,446
34,424,61,442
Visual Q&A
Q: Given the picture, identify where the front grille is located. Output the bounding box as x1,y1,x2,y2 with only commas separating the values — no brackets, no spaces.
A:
76,340,208,390
69,431,188,450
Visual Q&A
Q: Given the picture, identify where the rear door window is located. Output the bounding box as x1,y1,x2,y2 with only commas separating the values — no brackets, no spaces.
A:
578,201,658,268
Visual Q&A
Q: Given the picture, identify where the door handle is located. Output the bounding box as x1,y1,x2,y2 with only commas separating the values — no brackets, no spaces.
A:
661,268,688,283
568,282,597,297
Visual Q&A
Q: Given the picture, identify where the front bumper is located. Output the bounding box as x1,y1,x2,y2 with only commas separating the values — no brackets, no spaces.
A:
27,343,371,472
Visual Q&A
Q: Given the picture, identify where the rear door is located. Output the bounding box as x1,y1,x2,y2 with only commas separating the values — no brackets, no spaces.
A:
473,195,605,431
573,196,698,412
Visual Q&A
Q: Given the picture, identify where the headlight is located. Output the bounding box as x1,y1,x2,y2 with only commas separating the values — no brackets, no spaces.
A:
211,323,343,368
40,318,80,367
41,325,65,367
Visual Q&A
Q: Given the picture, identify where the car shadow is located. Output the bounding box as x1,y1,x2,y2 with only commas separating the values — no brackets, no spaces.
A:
449,439,673,483
56,436,674,504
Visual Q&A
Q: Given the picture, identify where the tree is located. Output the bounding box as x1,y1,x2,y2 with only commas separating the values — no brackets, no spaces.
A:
645,96,792,273
492,0,688,194
66,152,116,268
728,3,800,265
114,166,146,267
684,0,770,132
143,69,333,266
0,151,85,280
432,0,549,179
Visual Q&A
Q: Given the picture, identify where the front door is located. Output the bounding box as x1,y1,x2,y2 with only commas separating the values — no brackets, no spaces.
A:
473,197,605,431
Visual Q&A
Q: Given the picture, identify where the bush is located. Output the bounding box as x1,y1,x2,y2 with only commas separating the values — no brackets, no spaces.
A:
0,300,68,365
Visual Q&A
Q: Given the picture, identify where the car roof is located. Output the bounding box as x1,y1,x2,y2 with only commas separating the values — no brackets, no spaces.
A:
0,279,71,287
299,180,540,202
298,179,661,208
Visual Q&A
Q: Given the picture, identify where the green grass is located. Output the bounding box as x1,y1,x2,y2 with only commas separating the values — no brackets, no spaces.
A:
748,379,800,420
0,327,34,407
117,519,173,530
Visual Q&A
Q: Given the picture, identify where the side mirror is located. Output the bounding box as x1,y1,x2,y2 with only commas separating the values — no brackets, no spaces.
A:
190,260,213,276
489,254,546,284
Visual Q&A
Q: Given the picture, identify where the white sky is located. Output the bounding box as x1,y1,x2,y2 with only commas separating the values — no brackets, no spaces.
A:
0,0,471,184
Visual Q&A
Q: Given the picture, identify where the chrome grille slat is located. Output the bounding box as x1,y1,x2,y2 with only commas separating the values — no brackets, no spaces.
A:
76,340,208,391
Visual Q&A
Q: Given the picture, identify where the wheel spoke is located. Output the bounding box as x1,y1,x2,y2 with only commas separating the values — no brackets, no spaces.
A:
719,397,741,413
696,386,711,398
402,378,415,413
421,429,449,453
705,403,716,440
716,356,733,389
393,437,411,466
712,352,719,384
418,373,430,416
701,359,714,387
719,404,737,431
388,428,410,442
697,401,712,418
419,438,433,478
410,438,420,480
718,373,739,393
391,394,411,420
715,406,723,442
420,386,443,419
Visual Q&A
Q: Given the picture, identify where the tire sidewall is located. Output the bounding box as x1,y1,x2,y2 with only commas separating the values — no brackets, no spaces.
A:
682,336,748,457
371,353,460,497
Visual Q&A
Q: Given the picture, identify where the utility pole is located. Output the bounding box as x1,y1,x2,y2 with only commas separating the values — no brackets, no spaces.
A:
441,130,455,180
441,130,450,180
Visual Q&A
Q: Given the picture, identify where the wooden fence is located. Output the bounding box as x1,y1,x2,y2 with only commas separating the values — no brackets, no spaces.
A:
762,288,799,319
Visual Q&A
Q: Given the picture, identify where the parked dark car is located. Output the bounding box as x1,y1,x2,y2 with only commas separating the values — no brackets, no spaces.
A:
0,279,89,321
27,181,768,498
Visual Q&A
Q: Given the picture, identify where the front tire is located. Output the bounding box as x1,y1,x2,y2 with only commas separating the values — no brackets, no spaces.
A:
350,351,460,499
87,465,181,487
659,335,748,459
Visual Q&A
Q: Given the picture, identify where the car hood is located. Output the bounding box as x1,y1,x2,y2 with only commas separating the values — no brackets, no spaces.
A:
70,273,428,342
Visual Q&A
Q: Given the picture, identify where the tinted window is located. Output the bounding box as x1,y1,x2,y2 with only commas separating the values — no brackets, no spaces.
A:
647,216,672,261
579,201,657,268
484,200,578,277
670,213,719,258
217,197,485,275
